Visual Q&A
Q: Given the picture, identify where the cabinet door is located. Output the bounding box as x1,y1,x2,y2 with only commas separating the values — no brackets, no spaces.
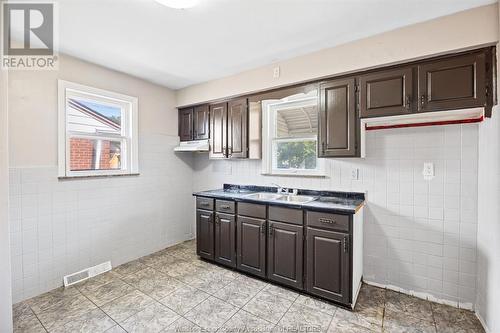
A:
306,227,349,304
215,213,236,267
359,67,413,118
418,53,485,112
267,221,303,289
227,98,248,159
209,103,227,159
237,216,266,277
319,78,357,157
178,108,193,141
193,105,210,140
196,209,214,260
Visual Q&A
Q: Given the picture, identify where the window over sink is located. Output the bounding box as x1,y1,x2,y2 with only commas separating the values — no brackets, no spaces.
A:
262,90,325,176
58,80,139,178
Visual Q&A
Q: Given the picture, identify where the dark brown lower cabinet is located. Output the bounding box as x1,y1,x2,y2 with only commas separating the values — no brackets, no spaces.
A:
306,227,349,304
195,195,362,308
236,216,266,277
214,212,236,267
267,221,303,289
196,209,214,260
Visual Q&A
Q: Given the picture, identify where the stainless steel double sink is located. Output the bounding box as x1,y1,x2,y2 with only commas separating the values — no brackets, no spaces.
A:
243,192,316,204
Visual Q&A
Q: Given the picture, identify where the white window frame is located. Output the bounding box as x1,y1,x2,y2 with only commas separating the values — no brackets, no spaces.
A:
58,80,139,178
261,92,325,177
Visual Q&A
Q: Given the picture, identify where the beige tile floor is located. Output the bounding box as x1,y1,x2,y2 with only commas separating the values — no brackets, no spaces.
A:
13,240,485,333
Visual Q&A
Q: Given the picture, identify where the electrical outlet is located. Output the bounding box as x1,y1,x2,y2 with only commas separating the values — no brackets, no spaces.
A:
422,162,434,179
273,66,280,78
351,168,359,180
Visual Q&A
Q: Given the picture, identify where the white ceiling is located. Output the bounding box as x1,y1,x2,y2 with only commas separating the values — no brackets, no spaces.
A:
56,0,495,90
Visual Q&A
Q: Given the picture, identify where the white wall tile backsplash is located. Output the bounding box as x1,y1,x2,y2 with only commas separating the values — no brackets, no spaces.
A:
476,107,500,332
9,123,481,309
9,134,194,303
192,124,479,308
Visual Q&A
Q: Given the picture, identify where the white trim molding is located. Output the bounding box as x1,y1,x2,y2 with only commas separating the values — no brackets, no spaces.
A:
261,90,325,177
58,80,139,178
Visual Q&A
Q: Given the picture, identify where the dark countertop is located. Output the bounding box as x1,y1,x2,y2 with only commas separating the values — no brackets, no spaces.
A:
193,184,365,214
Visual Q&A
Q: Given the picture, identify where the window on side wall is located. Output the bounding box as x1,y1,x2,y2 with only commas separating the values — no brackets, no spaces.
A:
58,80,139,178
262,90,325,176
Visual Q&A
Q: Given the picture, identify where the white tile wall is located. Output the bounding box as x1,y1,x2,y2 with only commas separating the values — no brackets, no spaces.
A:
476,107,500,332
192,124,479,307
9,134,194,303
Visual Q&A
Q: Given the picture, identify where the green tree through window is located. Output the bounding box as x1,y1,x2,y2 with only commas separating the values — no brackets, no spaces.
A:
276,140,317,170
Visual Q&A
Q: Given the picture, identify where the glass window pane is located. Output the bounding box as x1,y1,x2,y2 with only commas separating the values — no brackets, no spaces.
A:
273,140,317,170
276,105,318,138
67,98,122,135
69,138,122,171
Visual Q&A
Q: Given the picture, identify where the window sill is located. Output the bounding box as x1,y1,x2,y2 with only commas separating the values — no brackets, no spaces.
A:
58,173,140,181
261,172,327,178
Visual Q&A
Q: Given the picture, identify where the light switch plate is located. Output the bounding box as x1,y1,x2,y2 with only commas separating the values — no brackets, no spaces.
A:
423,162,434,179
273,66,280,78
351,168,359,180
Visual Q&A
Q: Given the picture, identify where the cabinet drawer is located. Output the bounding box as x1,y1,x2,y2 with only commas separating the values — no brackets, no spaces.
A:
238,202,266,219
269,206,303,225
216,200,235,214
196,197,214,210
306,211,349,232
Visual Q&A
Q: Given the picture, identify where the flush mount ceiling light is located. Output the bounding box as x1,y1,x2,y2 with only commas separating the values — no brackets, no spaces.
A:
154,0,200,9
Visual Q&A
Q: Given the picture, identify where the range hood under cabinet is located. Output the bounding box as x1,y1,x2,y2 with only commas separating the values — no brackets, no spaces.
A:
174,139,209,152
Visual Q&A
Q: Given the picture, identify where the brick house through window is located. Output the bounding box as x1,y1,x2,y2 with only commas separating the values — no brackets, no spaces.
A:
67,99,122,171
58,80,139,177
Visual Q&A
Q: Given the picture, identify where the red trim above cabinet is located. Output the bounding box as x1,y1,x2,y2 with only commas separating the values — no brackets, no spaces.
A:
365,116,484,131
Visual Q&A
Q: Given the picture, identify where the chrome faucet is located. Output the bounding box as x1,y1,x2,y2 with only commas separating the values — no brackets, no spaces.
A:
271,183,299,195
271,183,288,194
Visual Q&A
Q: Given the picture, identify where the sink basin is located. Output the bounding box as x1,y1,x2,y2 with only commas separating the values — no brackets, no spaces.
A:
275,195,317,204
244,192,284,200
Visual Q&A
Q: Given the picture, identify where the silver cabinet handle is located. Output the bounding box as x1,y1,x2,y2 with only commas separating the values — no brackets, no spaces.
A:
344,236,349,253
319,218,336,224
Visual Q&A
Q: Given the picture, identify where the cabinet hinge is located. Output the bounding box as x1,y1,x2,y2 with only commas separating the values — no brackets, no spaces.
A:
343,236,349,253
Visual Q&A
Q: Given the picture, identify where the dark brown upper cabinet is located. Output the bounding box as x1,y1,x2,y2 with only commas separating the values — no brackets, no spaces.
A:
267,221,303,290
319,78,357,158
210,98,248,159
196,209,214,260
227,98,248,158
193,105,210,140
237,215,266,277
306,227,349,304
178,105,209,141
418,52,486,112
214,212,236,268
178,108,193,141
359,67,413,118
209,102,228,159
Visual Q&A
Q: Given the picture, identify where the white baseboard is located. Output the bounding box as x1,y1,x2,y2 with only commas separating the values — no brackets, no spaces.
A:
363,280,488,332
475,312,491,333
363,279,472,309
